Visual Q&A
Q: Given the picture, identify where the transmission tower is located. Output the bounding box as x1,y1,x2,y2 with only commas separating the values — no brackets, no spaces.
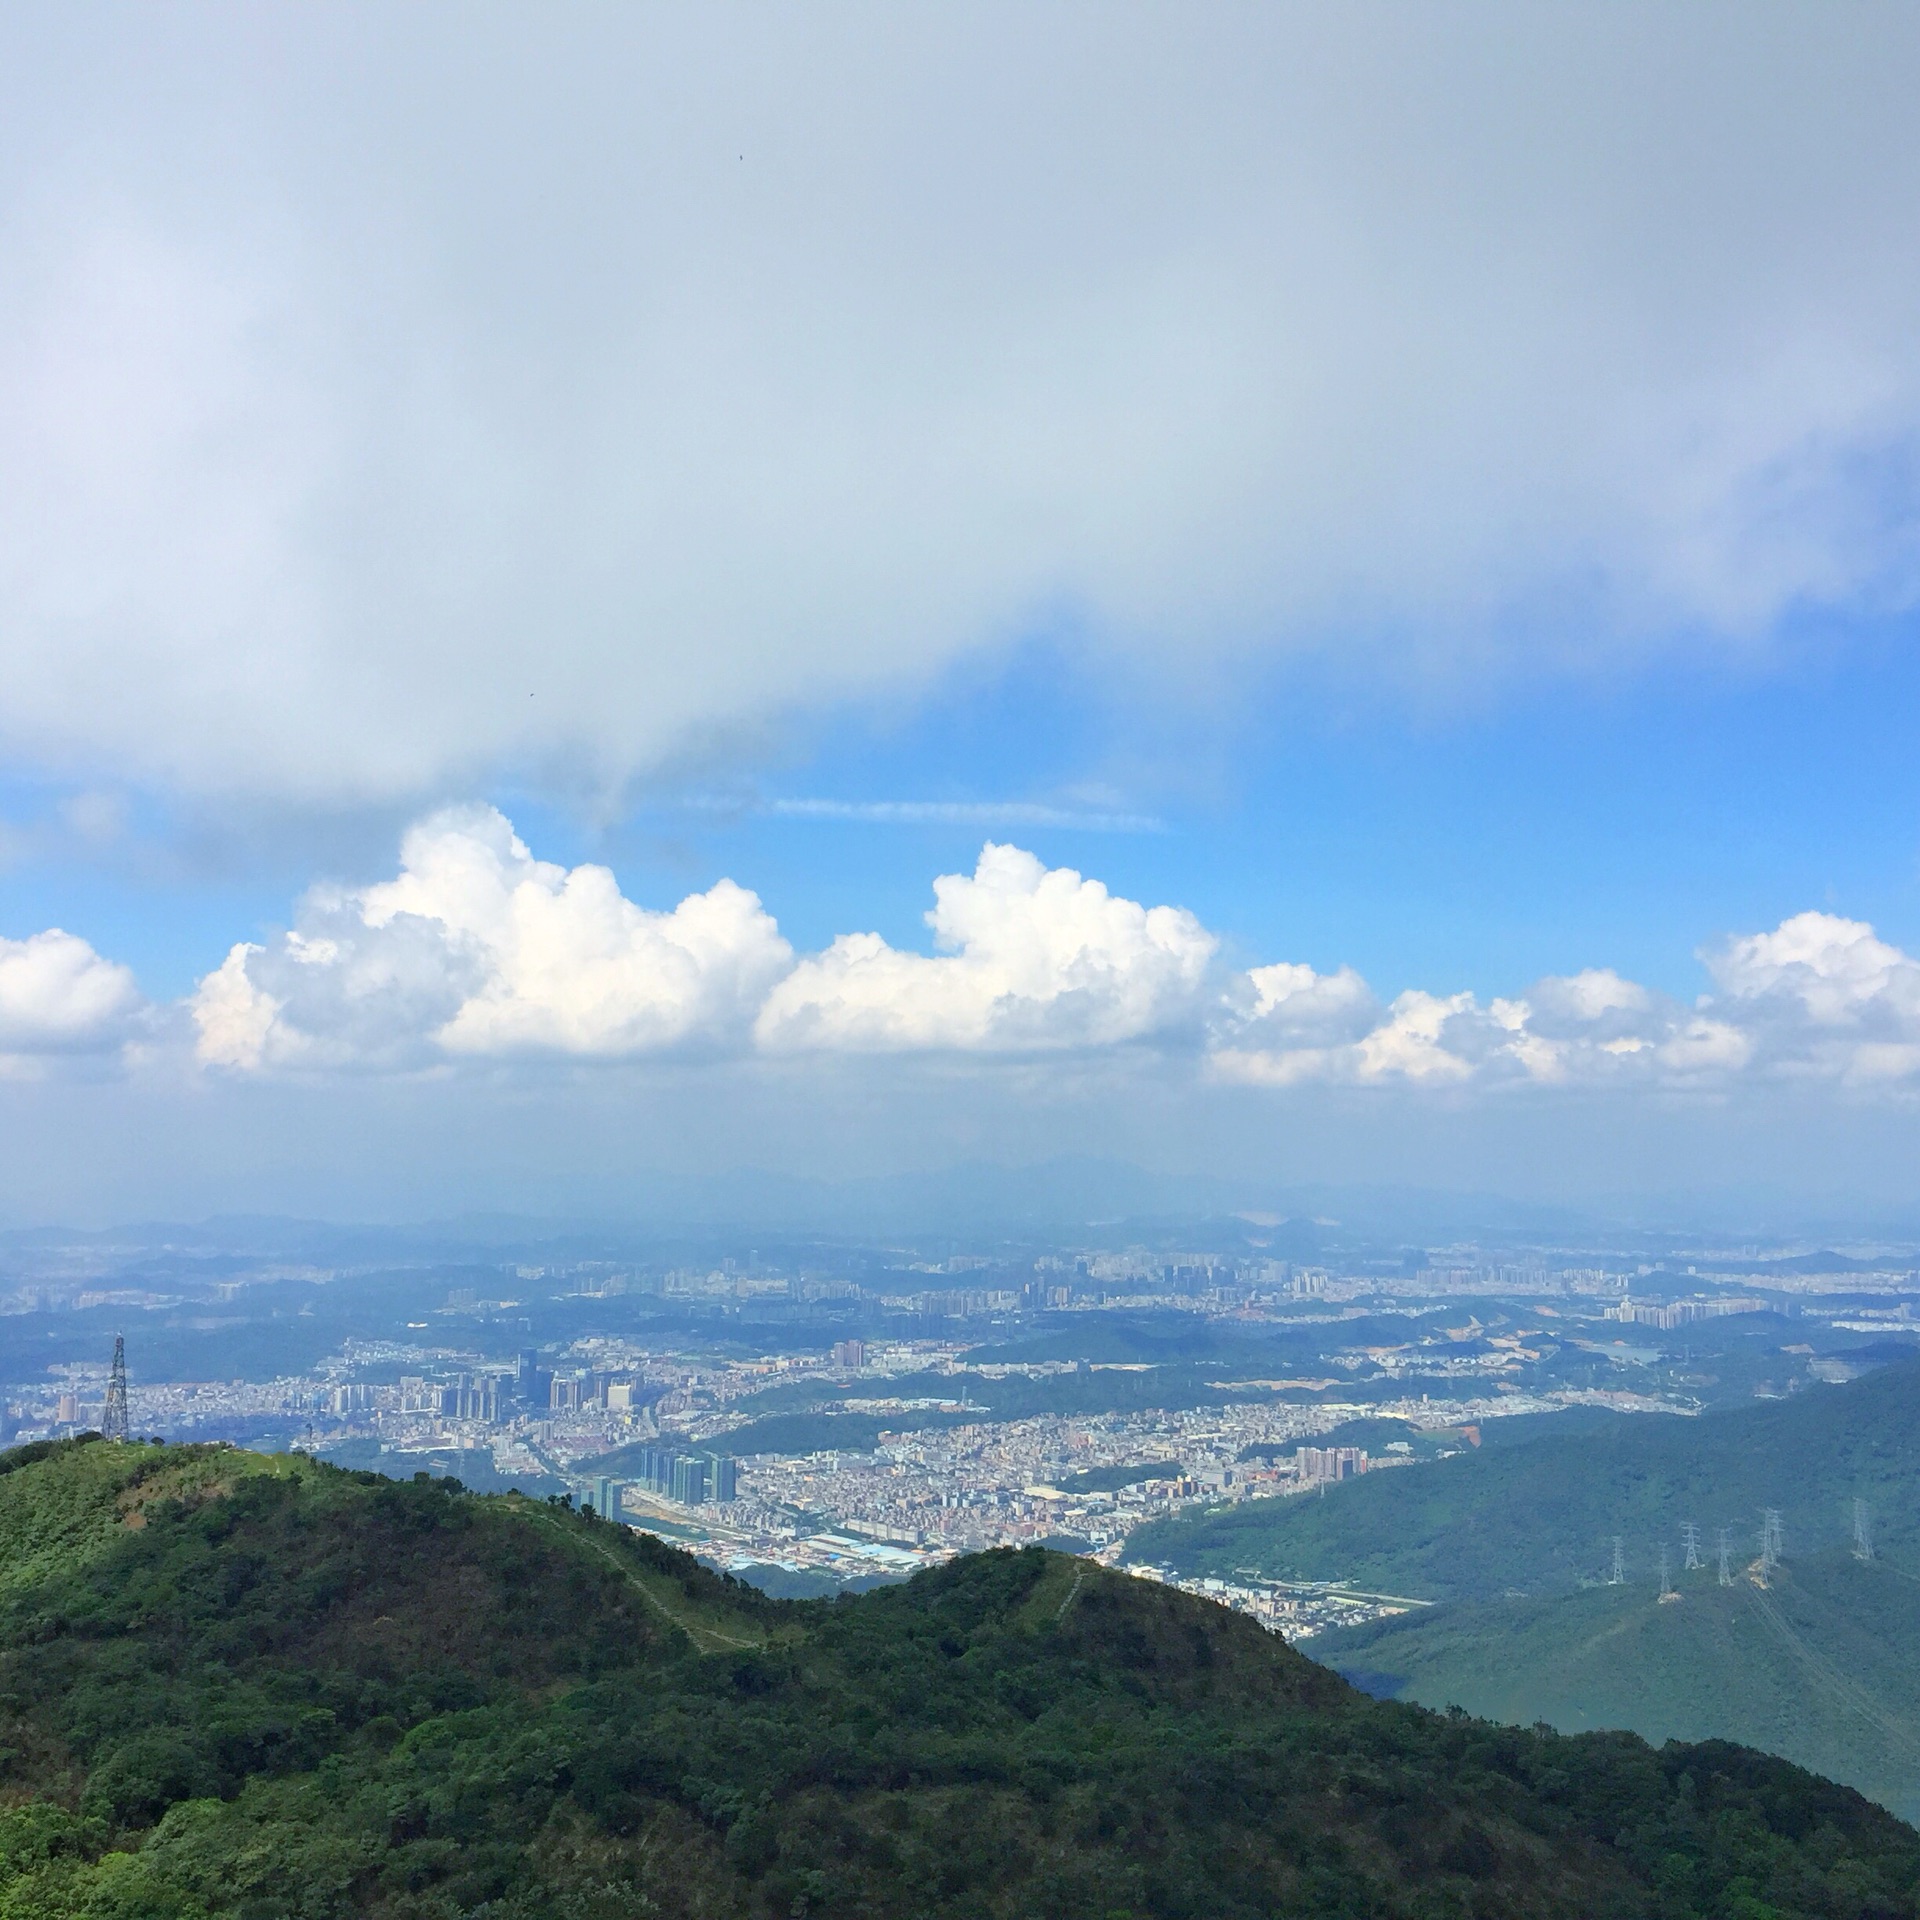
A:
1682,1521,1702,1571
1658,1546,1676,1601
100,1336,129,1444
1609,1535,1625,1585
1717,1527,1733,1586
1854,1498,1875,1563
1761,1508,1783,1576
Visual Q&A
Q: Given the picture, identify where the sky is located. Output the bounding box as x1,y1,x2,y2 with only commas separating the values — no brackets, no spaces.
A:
4,4,1920,1226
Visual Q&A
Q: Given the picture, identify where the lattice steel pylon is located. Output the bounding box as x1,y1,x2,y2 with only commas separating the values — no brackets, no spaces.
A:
1761,1508,1784,1576
1854,1498,1875,1562
101,1335,129,1443
1682,1521,1702,1571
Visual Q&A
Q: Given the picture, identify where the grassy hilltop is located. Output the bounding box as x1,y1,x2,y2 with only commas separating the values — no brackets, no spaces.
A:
0,1437,1910,1917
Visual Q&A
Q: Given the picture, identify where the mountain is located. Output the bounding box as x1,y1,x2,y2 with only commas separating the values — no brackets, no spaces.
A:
1124,1359,1920,1603
0,1438,1913,1919
1321,1551,1920,1822
1126,1359,1920,1816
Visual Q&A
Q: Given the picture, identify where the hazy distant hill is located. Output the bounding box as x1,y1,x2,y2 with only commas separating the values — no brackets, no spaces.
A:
0,1435,1910,1917
1125,1357,1920,1602
1130,1359,1920,1818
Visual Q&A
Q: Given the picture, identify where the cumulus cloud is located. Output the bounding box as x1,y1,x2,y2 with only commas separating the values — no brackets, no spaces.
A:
192,808,791,1070
0,929,141,1054
1703,911,1920,1081
1213,962,1756,1089
183,812,1920,1096
756,844,1215,1053
4,10,1920,803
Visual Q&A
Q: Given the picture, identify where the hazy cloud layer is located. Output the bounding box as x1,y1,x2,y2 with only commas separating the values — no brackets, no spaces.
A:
3,7,1920,803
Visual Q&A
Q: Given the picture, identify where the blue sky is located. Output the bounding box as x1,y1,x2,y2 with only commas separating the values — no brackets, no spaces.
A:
594,614,1920,1003
4,6,1920,1223
12,612,1913,1014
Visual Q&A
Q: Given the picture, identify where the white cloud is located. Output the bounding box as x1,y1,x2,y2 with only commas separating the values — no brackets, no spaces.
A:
1707,911,1920,1027
755,843,1215,1052
763,799,1164,833
3,11,1920,803
1701,911,1920,1080
0,928,141,1054
192,807,791,1070
184,814,1920,1097
1208,962,1379,1085
1211,915,1920,1093
1525,968,1654,1031
1213,962,1752,1090
1656,1017,1754,1078
1243,962,1378,1043
190,945,283,1073
1355,992,1483,1085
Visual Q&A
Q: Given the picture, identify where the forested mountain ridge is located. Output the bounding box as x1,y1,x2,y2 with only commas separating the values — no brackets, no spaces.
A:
0,1437,1912,1918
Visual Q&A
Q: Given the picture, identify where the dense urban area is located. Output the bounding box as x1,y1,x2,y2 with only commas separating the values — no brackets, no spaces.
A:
3,1218,1913,1638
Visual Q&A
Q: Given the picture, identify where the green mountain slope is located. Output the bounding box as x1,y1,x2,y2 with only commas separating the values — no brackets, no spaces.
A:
0,1436,1913,1918
1125,1359,1920,1602
1125,1360,1920,1821
1321,1551,1920,1820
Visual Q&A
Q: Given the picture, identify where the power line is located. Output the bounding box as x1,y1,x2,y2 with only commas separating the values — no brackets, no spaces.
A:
1747,1585,1920,1757
101,1335,129,1444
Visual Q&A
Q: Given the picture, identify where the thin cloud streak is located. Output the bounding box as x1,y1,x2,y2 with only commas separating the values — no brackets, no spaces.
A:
766,799,1166,833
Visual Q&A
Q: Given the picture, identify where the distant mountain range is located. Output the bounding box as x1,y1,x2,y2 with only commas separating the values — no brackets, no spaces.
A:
7,1158,1920,1248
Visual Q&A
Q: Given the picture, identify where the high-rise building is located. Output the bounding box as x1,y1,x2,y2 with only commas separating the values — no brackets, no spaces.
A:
671,1455,708,1505
708,1454,737,1502
1295,1446,1367,1483
832,1339,865,1370
591,1476,619,1518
